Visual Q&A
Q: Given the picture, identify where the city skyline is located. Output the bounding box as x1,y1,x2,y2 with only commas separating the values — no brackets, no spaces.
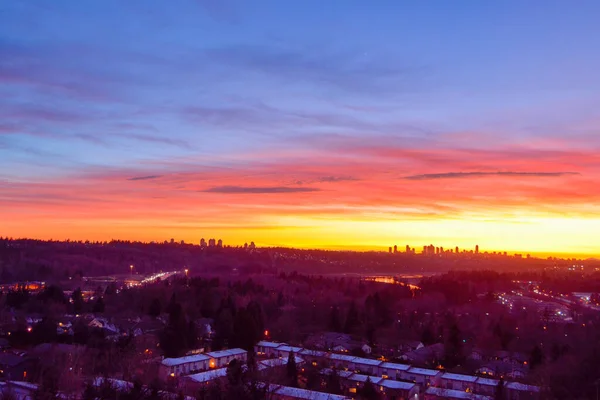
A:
2,1,600,257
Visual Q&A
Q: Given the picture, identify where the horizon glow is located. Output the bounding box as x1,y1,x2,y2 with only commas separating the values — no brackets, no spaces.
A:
2,1,600,257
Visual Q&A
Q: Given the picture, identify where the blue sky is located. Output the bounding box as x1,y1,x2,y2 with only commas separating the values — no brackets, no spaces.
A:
2,1,600,254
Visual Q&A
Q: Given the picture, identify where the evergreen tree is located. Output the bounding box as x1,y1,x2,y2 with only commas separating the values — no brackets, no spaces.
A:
359,377,379,400
495,377,505,400
92,297,105,313
344,302,360,334
287,351,298,387
326,369,342,395
329,306,342,332
72,288,84,314
148,298,161,318
529,345,544,370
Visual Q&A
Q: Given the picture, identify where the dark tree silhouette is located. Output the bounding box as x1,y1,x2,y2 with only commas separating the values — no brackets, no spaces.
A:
148,298,161,318
495,377,505,400
359,377,379,400
529,345,544,370
287,351,298,387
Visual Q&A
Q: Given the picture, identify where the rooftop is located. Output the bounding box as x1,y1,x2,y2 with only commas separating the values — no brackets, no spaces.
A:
272,385,350,399
475,377,499,386
505,382,541,392
328,353,356,362
407,367,441,376
206,348,247,358
381,362,411,371
380,380,416,390
276,345,304,353
348,374,383,384
256,341,286,348
186,368,228,383
425,387,492,400
442,373,478,383
353,357,382,366
259,357,304,370
161,354,209,367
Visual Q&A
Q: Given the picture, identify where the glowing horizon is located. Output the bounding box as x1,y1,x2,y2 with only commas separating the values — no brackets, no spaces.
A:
2,2,600,258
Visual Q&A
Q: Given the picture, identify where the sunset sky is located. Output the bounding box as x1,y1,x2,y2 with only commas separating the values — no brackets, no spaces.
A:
2,1,600,256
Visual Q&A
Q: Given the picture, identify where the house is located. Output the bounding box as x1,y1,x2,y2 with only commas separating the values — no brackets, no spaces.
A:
399,367,442,388
299,349,328,367
380,362,410,380
205,348,247,368
424,386,492,399
332,345,349,353
439,373,478,392
182,367,228,388
380,379,419,399
255,341,286,357
274,345,304,359
352,357,382,375
401,343,444,366
160,354,210,378
327,354,357,371
259,357,304,371
88,317,119,335
474,377,499,396
305,332,351,350
361,344,372,354
397,340,425,354
269,384,351,400
504,382,541,400
476,361,528,380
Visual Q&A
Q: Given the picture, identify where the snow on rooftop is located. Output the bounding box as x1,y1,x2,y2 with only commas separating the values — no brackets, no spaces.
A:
161,353,210,366
328,353,356,362
380,380,415,390
300,349,328,357
273,385,349,399
407,367,441,376
425,387,492,399
186,368,228,383
381,362,411,371
256,341,286,348
276,345,304,353
505,382,541,392
442,373,478,383
475,377,499,386
206,348,247,358
259,357,304,370
353,357,382,366
348,374,383,384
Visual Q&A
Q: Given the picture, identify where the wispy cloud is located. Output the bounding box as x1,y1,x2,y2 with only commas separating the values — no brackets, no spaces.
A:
128,175,162,181
404,171,580,180
201,185,321,194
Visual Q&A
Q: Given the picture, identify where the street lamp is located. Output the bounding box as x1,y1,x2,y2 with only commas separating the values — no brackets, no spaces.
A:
130,265,134,276
184,268,189,277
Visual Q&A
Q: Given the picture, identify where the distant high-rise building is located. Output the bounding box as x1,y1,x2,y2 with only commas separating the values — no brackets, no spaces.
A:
244,243,248,249
440,246,444,253
217,239,223,247
200,238,207,247
393,245,398,253
389,247,392,253
249,241,256,250
423,245,427,254
475,245,479,254
406,245,410,253
170,238,175,244
208,238,216,247
180,240,185,245
456,246,459,254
